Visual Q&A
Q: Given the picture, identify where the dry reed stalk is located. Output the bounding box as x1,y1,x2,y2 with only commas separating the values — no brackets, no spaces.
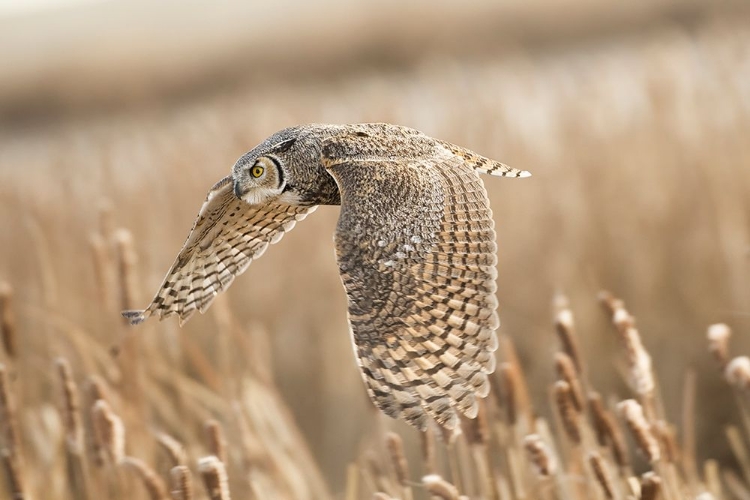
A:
114,229,139,314
0,364,20,455
726,426,750,486
345,463,359,500
498,363,518,426
157,432,188,467
553,381,581,445
598,291,624,317
707,323,732,368
639,472,662,500
91,399,125,464
56,358,83,450
385,432,412,500
204,420,227,465
523,434,557,477
555,307,582,373
722,469,750,500
170,465,194,500
423,474,460,500
612,309,654,397
555,352,584,412
0,283,17,359
588,451,616,499
198,455,231,500
372,493,396,500
618,400,660,464
588,392,630,468
121,456,170,500
498,334,532,425
1,448,23,500
653,420,679,465
85,375,109,467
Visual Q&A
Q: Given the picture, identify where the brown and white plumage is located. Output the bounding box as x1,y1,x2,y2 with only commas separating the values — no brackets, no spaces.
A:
124,123,530,431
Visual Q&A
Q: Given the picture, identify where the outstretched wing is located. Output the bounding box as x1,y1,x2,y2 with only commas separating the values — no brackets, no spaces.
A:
326,151,499,431
123,176,316,325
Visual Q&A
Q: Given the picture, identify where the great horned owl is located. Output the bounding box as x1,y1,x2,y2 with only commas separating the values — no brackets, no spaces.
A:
123,123,530,431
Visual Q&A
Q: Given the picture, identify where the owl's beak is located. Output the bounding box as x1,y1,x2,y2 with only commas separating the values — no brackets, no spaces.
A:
233,181,245,199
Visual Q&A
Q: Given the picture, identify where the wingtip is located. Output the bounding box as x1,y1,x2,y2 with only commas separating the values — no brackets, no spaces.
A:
121,310,146,325
518,170,532,178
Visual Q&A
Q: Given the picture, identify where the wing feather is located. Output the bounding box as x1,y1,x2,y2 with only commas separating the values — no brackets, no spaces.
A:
327,151,499,431
123,176,316,325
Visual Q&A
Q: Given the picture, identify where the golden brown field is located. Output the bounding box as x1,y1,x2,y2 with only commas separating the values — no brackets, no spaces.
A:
0,2,749,499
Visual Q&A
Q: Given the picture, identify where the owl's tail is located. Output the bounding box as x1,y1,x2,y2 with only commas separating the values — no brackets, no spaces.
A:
439,141,531,178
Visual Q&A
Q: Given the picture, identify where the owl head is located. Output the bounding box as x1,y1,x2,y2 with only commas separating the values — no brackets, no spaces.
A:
231,128,303,205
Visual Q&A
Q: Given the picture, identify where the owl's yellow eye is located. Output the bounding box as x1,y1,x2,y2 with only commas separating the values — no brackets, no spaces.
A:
251,165,264,178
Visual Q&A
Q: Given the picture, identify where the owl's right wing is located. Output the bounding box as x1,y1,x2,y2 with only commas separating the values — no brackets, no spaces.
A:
123,176,316,325
324,151,499,431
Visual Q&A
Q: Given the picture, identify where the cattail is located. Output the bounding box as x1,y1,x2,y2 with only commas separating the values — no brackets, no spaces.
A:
423,474,460,500
640,472,662,500
170,465,194,500
114,229,139,314
555,352,584,411
555,308,582,373
91,399,125,463
588,451,615,499
158,432,188,467
707,324,732,367
204,420,227,465
524,434,557,476
121,456,170,500
421,426,437,475
385,432,410,488
1,448,23,500
56,358,82,451
554,381,581,444
725,356,750,390
0,283,17,359
0,364,20,455
618,400,660,463
589,392,630,467
598,290,624,317
199,456,231,500
498,363,517,425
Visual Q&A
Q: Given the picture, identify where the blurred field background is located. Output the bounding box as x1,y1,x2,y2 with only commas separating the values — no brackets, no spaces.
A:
1,0,750,498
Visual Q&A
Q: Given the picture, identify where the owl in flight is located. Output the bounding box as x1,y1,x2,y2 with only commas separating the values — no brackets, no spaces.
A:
123,123,530,431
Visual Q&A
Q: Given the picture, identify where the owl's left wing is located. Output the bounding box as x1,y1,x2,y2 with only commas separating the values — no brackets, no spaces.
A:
123,176,316,325
325,151,499,431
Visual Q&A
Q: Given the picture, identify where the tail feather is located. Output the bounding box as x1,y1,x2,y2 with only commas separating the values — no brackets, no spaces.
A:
439,141,531,178
122,310,147,325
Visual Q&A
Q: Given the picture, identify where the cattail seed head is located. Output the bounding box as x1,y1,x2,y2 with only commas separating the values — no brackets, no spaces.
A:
0,364,20,455
421,426,437,475
114,228,139,314
588,451,615,499
170,465,194,500
204,420,227,465
385,432,410,487
707,324,732,367
640,472,662,500
588,392,630,468
199,456,231,500
555,352,583,412
725,356,750,391
157,432,187,467
524,434,557,476
618,399,660,463
56,358,82,451
91,399,125,464
555,308,582,373
498,363,517,425
423,474,460,500
554,381,581,444
598,290,625,317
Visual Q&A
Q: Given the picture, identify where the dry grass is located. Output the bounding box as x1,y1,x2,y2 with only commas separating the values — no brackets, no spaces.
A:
0,5,748,499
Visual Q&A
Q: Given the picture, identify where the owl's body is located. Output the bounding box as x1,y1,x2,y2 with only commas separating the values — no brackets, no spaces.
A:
124,123,529,431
